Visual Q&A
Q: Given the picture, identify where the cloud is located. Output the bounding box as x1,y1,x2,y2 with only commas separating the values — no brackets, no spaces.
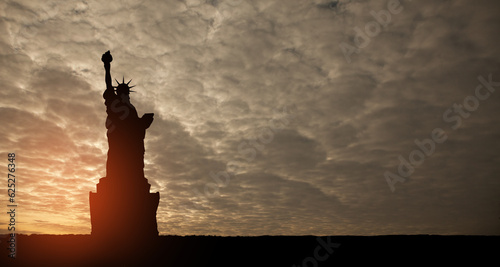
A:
1,0,499,236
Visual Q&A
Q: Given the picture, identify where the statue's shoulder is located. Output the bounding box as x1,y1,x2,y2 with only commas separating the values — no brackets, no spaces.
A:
103,88,117,101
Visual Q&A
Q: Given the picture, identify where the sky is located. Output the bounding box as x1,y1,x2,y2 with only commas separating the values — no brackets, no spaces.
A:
0,0,499,236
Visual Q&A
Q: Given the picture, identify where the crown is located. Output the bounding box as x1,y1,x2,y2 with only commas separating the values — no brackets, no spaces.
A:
114,76,136,94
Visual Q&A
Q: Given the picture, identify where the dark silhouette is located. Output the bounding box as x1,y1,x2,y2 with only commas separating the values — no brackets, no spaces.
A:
101,50,153,179
89,51,159,253
2,234,498,266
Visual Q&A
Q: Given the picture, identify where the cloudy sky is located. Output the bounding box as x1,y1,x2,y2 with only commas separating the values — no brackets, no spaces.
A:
1,0,499,236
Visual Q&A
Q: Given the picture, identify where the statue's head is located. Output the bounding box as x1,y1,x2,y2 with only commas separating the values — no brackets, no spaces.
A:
114,77,135,101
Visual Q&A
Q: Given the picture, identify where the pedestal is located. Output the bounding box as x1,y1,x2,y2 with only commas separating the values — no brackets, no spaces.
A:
89,177,159,242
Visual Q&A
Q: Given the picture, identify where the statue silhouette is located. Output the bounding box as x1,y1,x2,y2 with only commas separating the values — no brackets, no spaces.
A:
89,51,160,250
101,51,154,180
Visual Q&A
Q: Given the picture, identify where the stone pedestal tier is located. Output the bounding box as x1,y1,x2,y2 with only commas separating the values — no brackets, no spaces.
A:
89,177,159,242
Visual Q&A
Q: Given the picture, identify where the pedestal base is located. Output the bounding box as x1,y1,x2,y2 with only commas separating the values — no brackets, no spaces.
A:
89,177,159,242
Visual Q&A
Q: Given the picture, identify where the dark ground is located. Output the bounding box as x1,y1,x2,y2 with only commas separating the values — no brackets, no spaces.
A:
0,234,498,266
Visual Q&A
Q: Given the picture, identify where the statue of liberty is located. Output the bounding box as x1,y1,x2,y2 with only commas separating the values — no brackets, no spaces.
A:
100,50,154,180
90,51,159,244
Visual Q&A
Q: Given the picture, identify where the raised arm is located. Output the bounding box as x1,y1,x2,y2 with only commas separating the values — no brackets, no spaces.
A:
101,51,114,92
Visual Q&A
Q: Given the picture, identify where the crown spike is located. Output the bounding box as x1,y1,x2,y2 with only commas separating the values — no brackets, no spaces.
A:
122,76,125,84
115,78,120,85
127,79,132,85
